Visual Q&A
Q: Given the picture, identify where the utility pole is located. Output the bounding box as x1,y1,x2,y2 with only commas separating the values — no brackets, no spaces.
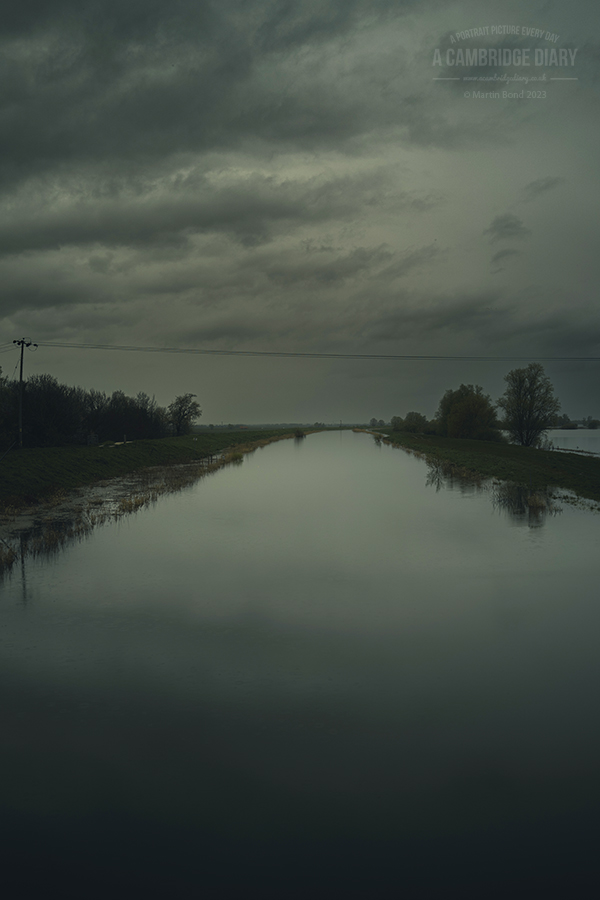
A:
13,338,37,448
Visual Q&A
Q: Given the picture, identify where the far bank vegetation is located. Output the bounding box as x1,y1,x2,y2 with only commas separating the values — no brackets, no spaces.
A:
0,366,202,448
385,364,595,448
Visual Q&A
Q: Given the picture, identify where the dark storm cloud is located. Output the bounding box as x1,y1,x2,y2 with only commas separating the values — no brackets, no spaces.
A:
0,167,439,258
0,0,596,423
0,0,431,192
484,214,531,243
2,179,374,263
521,176,566,202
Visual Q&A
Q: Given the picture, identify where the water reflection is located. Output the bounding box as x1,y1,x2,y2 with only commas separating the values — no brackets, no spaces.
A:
0,430,598,893
425,459,483,496
0,454,229,581
425,460,562,526
1,514,99,584
0,440,575,585
490,481,562,526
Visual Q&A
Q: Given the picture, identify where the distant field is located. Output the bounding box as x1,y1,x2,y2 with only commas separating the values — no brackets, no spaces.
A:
378,430,600,503
0,430,299,507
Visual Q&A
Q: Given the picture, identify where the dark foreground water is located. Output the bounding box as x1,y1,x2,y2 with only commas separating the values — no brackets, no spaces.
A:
1,431,599,897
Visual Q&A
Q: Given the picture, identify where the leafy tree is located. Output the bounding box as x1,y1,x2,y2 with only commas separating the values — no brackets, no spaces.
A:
83,389,109,435
497,363,560,447
390,416,404,431
168,393,201,436
436,384,502,441
22,374,86,446
403,411,428,433
553,413,577,430
0,367,14,445
0,371,172,447
103,390,135,441
133,392,168,439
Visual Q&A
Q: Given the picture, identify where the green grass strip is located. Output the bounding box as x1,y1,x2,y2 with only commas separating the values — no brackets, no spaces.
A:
379,431,600,502
0,431,296,506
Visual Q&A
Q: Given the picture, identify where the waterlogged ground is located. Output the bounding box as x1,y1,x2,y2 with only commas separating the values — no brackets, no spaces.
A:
0,455,225,572
1,431,599,895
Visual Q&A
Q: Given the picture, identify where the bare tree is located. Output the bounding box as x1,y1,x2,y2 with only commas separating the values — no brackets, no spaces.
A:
168,393,201,436
497,363,560,447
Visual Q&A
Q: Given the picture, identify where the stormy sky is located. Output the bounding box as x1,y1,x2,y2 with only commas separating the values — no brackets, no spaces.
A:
1,0,599,423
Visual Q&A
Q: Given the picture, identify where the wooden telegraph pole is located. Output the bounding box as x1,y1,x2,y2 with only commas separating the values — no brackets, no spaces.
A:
12,338,37,448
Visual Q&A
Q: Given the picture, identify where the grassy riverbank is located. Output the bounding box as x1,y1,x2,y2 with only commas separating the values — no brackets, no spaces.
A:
0,430,302,508
377,431,600,503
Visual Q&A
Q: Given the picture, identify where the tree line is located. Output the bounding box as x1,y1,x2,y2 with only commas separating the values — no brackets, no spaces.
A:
380,363,590,447
0,369,201,448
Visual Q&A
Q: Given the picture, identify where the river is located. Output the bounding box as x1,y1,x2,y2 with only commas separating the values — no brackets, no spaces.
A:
1,430,598,895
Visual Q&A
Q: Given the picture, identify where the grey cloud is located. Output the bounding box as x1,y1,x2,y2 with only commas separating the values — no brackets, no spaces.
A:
167,240,439,314
0,168,432,257
573,41,600,84
491,249,521,264
252,0,417,53
484,214,531,243
542,321,600,356
522,177,566,202
265,245,393,288
0,0,596,421
0,273,108,316
362,290,600,358
362,293,506,343
490,305,600,357
0,0,434,194
0,0,529,220
176,318,269,346
377,244,440,281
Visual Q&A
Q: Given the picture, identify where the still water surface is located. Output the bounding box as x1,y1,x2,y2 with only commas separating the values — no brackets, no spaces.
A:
1,431,599,894
549,428,600,454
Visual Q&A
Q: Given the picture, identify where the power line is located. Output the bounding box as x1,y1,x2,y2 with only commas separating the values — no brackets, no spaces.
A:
34,341,600,361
